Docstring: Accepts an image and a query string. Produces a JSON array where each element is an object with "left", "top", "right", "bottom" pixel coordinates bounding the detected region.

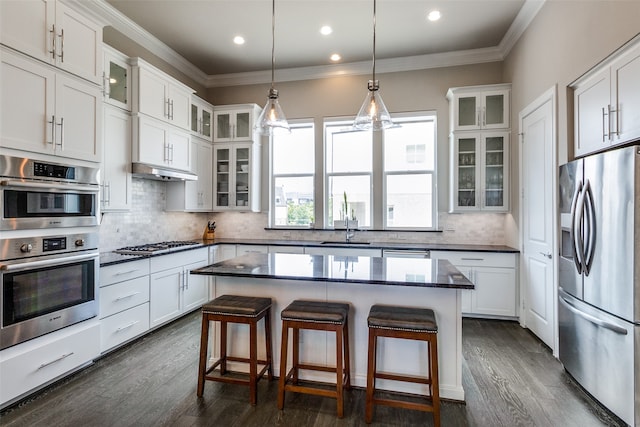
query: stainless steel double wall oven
[{"left": 0, "top": 155, "right": 101, "bottom": 350}]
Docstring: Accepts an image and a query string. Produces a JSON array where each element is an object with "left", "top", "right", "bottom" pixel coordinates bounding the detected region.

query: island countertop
[{"left": 190, "top": 252, "right": 474, "bottom": 289}]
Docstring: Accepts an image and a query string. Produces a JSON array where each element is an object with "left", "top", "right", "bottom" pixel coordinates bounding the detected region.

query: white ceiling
[{"left": 80, "top": 0, "right": 544, "bottom": 87}]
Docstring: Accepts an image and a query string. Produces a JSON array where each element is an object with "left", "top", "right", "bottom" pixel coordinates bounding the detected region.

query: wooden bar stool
[
  {"left": 197, "top": 294, "right": 273, "bottom": 405},
  {"left": 277, "top": 300, "right": 351, "bottom": 418},
  {"left": 365, "top": 304, "right": 440, "bottom": 426}
]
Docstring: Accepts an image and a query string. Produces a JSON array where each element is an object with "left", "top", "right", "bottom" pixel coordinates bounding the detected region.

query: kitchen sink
[{"left": 320, "top": 241, "right": 371, "bottom": 245}]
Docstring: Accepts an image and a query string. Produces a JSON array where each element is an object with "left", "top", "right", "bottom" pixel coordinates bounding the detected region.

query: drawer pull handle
[
  {"left": 115, "top": 292, "right": 141, "bottom": 301},
  {"left": 461, "top": 257, "right": 484, "bottom": 261},
  {"left": 114, "top": 269, "right": 141, "bottom": 276},
  {"left": 116, "top": 321, "right": 140, "bottom": 333},
  {"left": 38, "top": 352, "right": 74, "bottom": 370}
]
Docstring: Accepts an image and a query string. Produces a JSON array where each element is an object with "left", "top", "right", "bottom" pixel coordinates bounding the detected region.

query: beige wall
[
  {"left": 210, "top": 63, "right": 505, "bottom": 219},
  {"left": 502, "top": 0, "right": 640, "bottom": 246}
]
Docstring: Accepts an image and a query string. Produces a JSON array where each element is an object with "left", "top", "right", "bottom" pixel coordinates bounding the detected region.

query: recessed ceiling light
[
  {"left": 320, "top": 25, "right": 333, "bottom": 36},
  {"left": 330, "top": 53, "right": 341, "bottom": 62},
  {"left": 233, "top": 36, "right": 245, "bottom": 45},
  {"left": 427, "top": 10, "right": 441, "bottom": 22}
]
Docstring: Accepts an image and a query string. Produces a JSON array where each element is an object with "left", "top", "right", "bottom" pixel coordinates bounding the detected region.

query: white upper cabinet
[
  {"left": 213, "top": 104, "right": 260, "bottom": 142},
  {"left": 450, "top": 131, "right": 509, "bottom": 212},
  {"left": 1, "top": 47, "right": 101, "bottom": 162},
  {"left": 573, "top": 36, "right": 640, "bottom": 157},
  {"left": 132, "top": 114, "right": 191, "bottom": 172},
  {"left": 191, "top": 95, "right": 213, "bottom": 141},
  {"left": 447, "top": 84, "right": 510, "bottom": 132},
  {"left": 166, "top": 136, "right": 213, "bottom": 212},
  {"left": 131, "top": 58, "right": 193, "bottom": 131},
  {"left": 213, "top": 142, "right": 261, "bottom": 212},
  {"left": 103, "top": 45, "right": 131, "bottom": 111},
  {"left": 0, "top": 0, "right": 102, "bottom": 85}
]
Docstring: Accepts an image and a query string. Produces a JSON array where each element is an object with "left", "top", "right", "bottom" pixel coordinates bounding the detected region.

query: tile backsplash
[{"left": 99, "top": 178, "right": 509, "bottom": 252}]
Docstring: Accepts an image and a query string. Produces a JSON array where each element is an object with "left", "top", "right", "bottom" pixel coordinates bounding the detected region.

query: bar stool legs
[
  {"left": 277, "top": 300, "right": 351, "bottom": 418},
  {"left": 197, "top": 295, "right": 273, "bottom": 405},
  {"left": 365, "top": 304, "right": 440, "bottom": 426}
]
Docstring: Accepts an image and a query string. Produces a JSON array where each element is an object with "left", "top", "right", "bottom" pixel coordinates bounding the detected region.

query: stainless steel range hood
[{"left": 131, "top": 162, "right": 197, "bottom": 181}]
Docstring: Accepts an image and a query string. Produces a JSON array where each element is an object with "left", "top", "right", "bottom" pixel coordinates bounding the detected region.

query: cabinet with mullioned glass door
[
  {"left": 447, "top": 84, "right": 510, "bottom": 132},
  {"left": 190, "top": 95, "right": 213, "bottom": 141},
  {"left": 450, "top": 131, "right": 509, "bottom": 212},
  {"left": 213, "top": 142, "right": 261, "bottom": 212},
  {"left": 213, "top": 104, "right": 260, "bottom": 142}
]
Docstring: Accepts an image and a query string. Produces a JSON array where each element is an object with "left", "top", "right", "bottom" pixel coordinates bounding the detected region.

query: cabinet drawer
[
  {"left": 100, "top": 275, "right": 150, "bottom": 318},
  {"left": 101, "top": 259, "right": 150, "bottom": 286},
  {"left": 434, "top": 251, "right": 515, "bottom": 268},
  {"left": 150, "top": 247, "right": 208, "bottom": 272},
  {"left": 100, "top": 303, "right": 150, "bottom": 353},
  {"left": 0, "top": 321, "right": 99, "bottom": 405}
]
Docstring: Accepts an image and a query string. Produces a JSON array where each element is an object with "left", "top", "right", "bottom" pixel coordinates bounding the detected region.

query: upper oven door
[{"left": 0, "top": 179, "right": 100, "bottom": 230}]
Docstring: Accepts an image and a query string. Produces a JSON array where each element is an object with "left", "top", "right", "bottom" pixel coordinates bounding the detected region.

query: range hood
[{"left": 131, "top": 162, "right": 197, "bottom": 181}]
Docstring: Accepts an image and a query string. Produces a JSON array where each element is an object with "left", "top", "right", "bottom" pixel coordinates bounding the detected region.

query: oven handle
[
  {"left": 1, "top": 252, "right": 98, "bottom": 271},
  {"left": 0, "top": 179, "right": 99, "bottom": 194}
]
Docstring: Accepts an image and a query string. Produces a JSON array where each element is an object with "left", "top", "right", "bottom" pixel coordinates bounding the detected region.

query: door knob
[{"left": 539, "top": 252, "right": 552, "bottom": 259}]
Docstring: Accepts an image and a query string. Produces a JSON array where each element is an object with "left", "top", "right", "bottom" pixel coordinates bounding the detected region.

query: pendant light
[
  {"left": 353, "top": 0, "right": 393, "bottom": 131},
  {"left": 255, "top": 0, "right": 290, "bottom": 135}
]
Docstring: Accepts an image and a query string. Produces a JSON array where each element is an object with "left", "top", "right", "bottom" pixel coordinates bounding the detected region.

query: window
[
  {"left": 325, "top": 122, "right": 372, "bottom": 227},
  {"left": 383, "top": 117, "right": 436, "bottom": 229},
  {"left": 270, "top": 121, "right": 315, "bottom": 227},
  {"left": 324, "top": 113, "right": 437, "bottom": 230}
]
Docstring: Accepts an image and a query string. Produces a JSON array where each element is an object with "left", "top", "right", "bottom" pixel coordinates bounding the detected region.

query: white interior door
[{"left": 519, "top": 87, "right": 557, "bottom": 353}]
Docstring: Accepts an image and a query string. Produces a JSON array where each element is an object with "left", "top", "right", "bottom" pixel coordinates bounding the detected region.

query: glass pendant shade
[
  {"left": 256, "top": 88, "right": 290, "bottom": 135},
  {"left": 353, "top": 80, "right": 393, "bottom": 131}
]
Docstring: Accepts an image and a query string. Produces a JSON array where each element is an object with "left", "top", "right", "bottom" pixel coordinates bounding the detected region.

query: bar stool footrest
[
  {"left": 375, "top": 371, "right": 431, "bottom": 385},
  {"left": 372, "top": 396, "right": 436, "bottom": 413}
]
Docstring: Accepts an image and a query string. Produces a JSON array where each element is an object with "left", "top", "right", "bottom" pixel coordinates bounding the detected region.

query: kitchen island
[{"left": 191, "top": 252, "right": 474, "bottom": 401}]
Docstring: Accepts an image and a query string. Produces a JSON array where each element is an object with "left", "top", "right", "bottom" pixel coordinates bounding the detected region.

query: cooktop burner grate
[{"left": 115, "top": 241, "right": 202, "bottom": 255}]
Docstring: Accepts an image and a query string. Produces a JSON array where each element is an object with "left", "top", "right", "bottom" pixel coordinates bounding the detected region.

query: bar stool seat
[
  {"left": 197, "top": 295, "right": 273, "bottom": 405},
  {"left": 277, "top": 300, "right": 351, "bottom": 418},
  {"left": 365, "top": 304, "right": 440, "bottom": 426}
]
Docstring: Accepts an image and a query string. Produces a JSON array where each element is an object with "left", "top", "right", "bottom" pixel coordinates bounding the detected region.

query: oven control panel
[
  {"left": 0, "top": 232, "right": 98, "bottom": 260},
  {"left": 33, "top": 161, "right": 75, "bottom": 180}
]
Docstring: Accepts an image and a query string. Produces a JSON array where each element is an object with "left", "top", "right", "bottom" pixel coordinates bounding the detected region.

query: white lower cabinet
[
  {"left": 99, "top": 259, "right": 150, "bottom": 353},
  {"left": 304, "top": 246, "right": 382, "bottom": 257},
  {"left": 149, "top": 248, "right": 209, "bottom": 328},
  {"left": 0, "top": 321, "right": 100, "bottom": 407},
  {"left": 431, "top": 251, "right": 518, "bottom": 318},
  {"left": 212, "top": 244, "right": 237, "bottom": 262},
  {"left": 236, "top": 244, "right": 269, "bottom": 256},
  {"left": 268, "top": 245, "right": 305, "bottom": 254}
]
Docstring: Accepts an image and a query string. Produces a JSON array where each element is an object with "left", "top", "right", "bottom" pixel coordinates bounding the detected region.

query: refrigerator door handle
[
  {"left": 570, "top": 181, "right": 584, "bottom": 273},
  {"left": 583, "top": 180, "right": 597, "bottom": 276},
  {"left": 559, "top": 296, "right": 628, "bottom": 335}
]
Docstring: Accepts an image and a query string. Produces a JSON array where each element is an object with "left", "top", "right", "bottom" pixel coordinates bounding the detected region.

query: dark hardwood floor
[{"left": 1, "top": 312, "right": 626, "bottom": 427}]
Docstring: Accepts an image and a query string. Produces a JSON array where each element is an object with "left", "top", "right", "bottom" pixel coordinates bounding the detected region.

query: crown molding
[
  {"left": 84, "top": 0, "right": 543, "bottom": 89},
  {"left": 499, "top": 0, "right": 545, "bottom": 56}
]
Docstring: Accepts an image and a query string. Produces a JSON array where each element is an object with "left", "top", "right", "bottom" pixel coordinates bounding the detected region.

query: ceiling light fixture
[
  {"left": 255, "top": 0, "right": 290, "bottom": 135},
  {"left": 330, "top": 53, "right": 341, "bottom": 62},
  {"left": 320, "top": 25, "right": 333, "bottom": 35},
  {"left": 233, "top": 35, "right": 245, "bottom": 45},
  {"left": 427, "top": 10, "right": 441, "bottom": 22},
  {"left": 353, "top": 0, "right": 393, "bottom": 131}
]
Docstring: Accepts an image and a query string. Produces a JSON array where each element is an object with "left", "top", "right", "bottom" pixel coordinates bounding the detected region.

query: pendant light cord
[
  {"left": 372, "top": 0, "right": 376, "bottom": 83},
  {"left": 271, "top": 0, "right": 275, "bottom": 91}
]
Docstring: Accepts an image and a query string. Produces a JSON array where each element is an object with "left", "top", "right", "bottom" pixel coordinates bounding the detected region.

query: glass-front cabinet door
[
  {"left": 214, "top": 146, "right": 231, "bottom": 208},
  {"left": 448, "top": 85, "right": 510, "bottom": 131},
  {"left": 452, "top": 134, "right": 479, "bottom": 210},
  {"left": 213, "top": 106, "right": 258, "bottom": 142},
  {"left": 450, "top": 131, "right": 509, "bottom": 212},
  {"left": 213, "top": 143, "right": 259, "bottom": 211},
  {"left": 191, "top": 97, "right": 213, "bottom": 141},
  {"left": 481, "top": 132, "right": 509, "bottom": 211},
  {"left": 103, "top": 46, "right": 131, "bottom": 111}
]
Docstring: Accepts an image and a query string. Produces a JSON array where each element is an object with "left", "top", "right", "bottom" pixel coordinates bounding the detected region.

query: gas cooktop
[{"left": 114, "top": 241, "right": 203, "bottom": 255}]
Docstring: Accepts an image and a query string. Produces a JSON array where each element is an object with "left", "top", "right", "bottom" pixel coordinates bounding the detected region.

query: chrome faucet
[{"left": 345, "top": 218, "right": 355, "bottom": 243}]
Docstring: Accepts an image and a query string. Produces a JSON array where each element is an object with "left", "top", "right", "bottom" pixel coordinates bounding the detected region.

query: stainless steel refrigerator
[{"left": 558, "top": 144, "right": 639, "bottom": 426}]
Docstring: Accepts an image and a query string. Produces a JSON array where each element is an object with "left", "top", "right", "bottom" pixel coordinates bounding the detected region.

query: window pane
[
  {"left": 386, "top": 174, "right": 433, "bottom": 228},
  {"left": 328, "top": 175, "right": 370, "bottom": 227},
  {"left": 274, "top": 176, "right": 314, "bottom": 226},
  {"left": 384, "top": 121, "right": 435, "bottom": 171},
  {"left": 326, "top": 126, "right": 372, "bottom": 173},
  {"left": 273, "top": 126, "right": 314, "bottom": 174}
]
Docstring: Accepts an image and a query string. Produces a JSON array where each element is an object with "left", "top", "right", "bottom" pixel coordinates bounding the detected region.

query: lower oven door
[{"left": 0, "top": 251, "right": 98, "bottom": 350}]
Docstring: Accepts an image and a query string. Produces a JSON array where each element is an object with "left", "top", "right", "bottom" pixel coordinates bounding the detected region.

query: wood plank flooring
[{"left": 0, "top": 312, "right": 626, "bottom": 427}]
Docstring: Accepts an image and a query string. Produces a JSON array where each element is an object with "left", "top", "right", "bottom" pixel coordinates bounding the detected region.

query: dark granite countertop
[{"left": 190, "top": 252, "right": 474, "bottom": 290}]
